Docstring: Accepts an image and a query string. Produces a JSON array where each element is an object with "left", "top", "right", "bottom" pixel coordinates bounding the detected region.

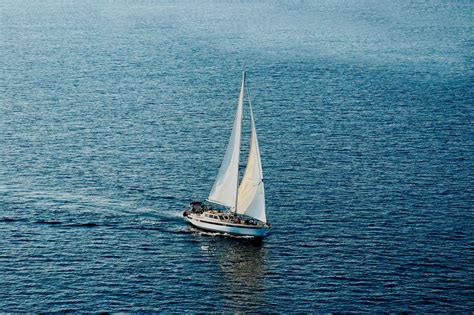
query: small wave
[
  {"left": 35, "top": 220, "right": 62, "bottom": 225},
  {"left": 146, "top": 195, "right": 178, "bottom": 201},
  {"left": 1, "top": 217, "right": 26, "bottom": 222},
  {"left": 170, "top": 227, "right": 193, "bottom": 235},
  {"left": 66, "top": 222, "right": 99, "bottom": 228},
  {"left": 137, "top": 226, "right": 165, "bottom": 231}
]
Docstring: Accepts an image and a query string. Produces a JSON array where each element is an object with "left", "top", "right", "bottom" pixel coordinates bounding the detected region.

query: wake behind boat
[{"left": 183, "top": 71, "right": 271, "bottom": 238}]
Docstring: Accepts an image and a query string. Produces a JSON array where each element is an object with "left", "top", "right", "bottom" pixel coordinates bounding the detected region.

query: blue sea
[{"left": 1, "top": 0, "right": 473, "bottom": 312}]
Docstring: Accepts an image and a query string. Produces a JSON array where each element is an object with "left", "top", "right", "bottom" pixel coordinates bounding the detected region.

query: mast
[{"left": 233, "top": 70, "right": 246, "bottom": 213}]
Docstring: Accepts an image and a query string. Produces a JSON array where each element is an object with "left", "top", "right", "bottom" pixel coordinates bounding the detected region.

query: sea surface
[{"left": 1, "top": 0, "right": 473, "bottom": 312}]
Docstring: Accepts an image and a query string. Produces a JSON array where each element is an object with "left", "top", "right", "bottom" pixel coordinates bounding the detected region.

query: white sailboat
[{"left": 183, "top": 71, "right": 270, "bottom": 238}]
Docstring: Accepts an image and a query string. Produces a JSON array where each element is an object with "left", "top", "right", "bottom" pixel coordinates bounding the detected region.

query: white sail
[
  {"left": 236, "top": 96, "right": 266, "bottom": 223},
  {"left": 208, "top": 74, "right": 245, "bottom": 208}
]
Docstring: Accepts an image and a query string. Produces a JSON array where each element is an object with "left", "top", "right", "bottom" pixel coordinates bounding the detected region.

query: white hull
[{"left": 186, "top": 215, "right": 270, "bottom": 238}]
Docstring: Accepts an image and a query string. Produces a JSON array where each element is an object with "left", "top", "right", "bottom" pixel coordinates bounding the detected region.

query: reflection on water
[{"left": 201, "top": 236, "right": 268, "bottom": 312}]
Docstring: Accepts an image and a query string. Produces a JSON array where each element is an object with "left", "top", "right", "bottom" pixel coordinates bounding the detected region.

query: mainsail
[
  {"left": 236, "top": 95, "right": 266, "bottom": 223},
  {"left": 207, "top": 73, "right": 245, "bottom": 208}
]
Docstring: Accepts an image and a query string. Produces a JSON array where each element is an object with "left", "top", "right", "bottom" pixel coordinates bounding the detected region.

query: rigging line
[
  {"left": 244, "top": 73, "right": 264, "bottom": 182},
  {"left": 245, "top": 73, "right": 256, "bottom": 133},
  {"left": 244, "top": 73, "right": 252, "bottom": 113}
]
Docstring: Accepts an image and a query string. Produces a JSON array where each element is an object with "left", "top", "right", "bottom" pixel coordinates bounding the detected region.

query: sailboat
[{"left": 183, "top": 71, "right": 270, "bottom": 238}]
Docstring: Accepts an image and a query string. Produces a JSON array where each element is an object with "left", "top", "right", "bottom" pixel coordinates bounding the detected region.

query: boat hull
[{"left": 186, "top": 216, "right": 270, "bottom": 238}]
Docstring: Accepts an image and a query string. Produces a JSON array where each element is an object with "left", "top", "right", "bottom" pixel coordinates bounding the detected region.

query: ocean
[{"left": 1, "top": 0, "right": 473, "bottom": 312}]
